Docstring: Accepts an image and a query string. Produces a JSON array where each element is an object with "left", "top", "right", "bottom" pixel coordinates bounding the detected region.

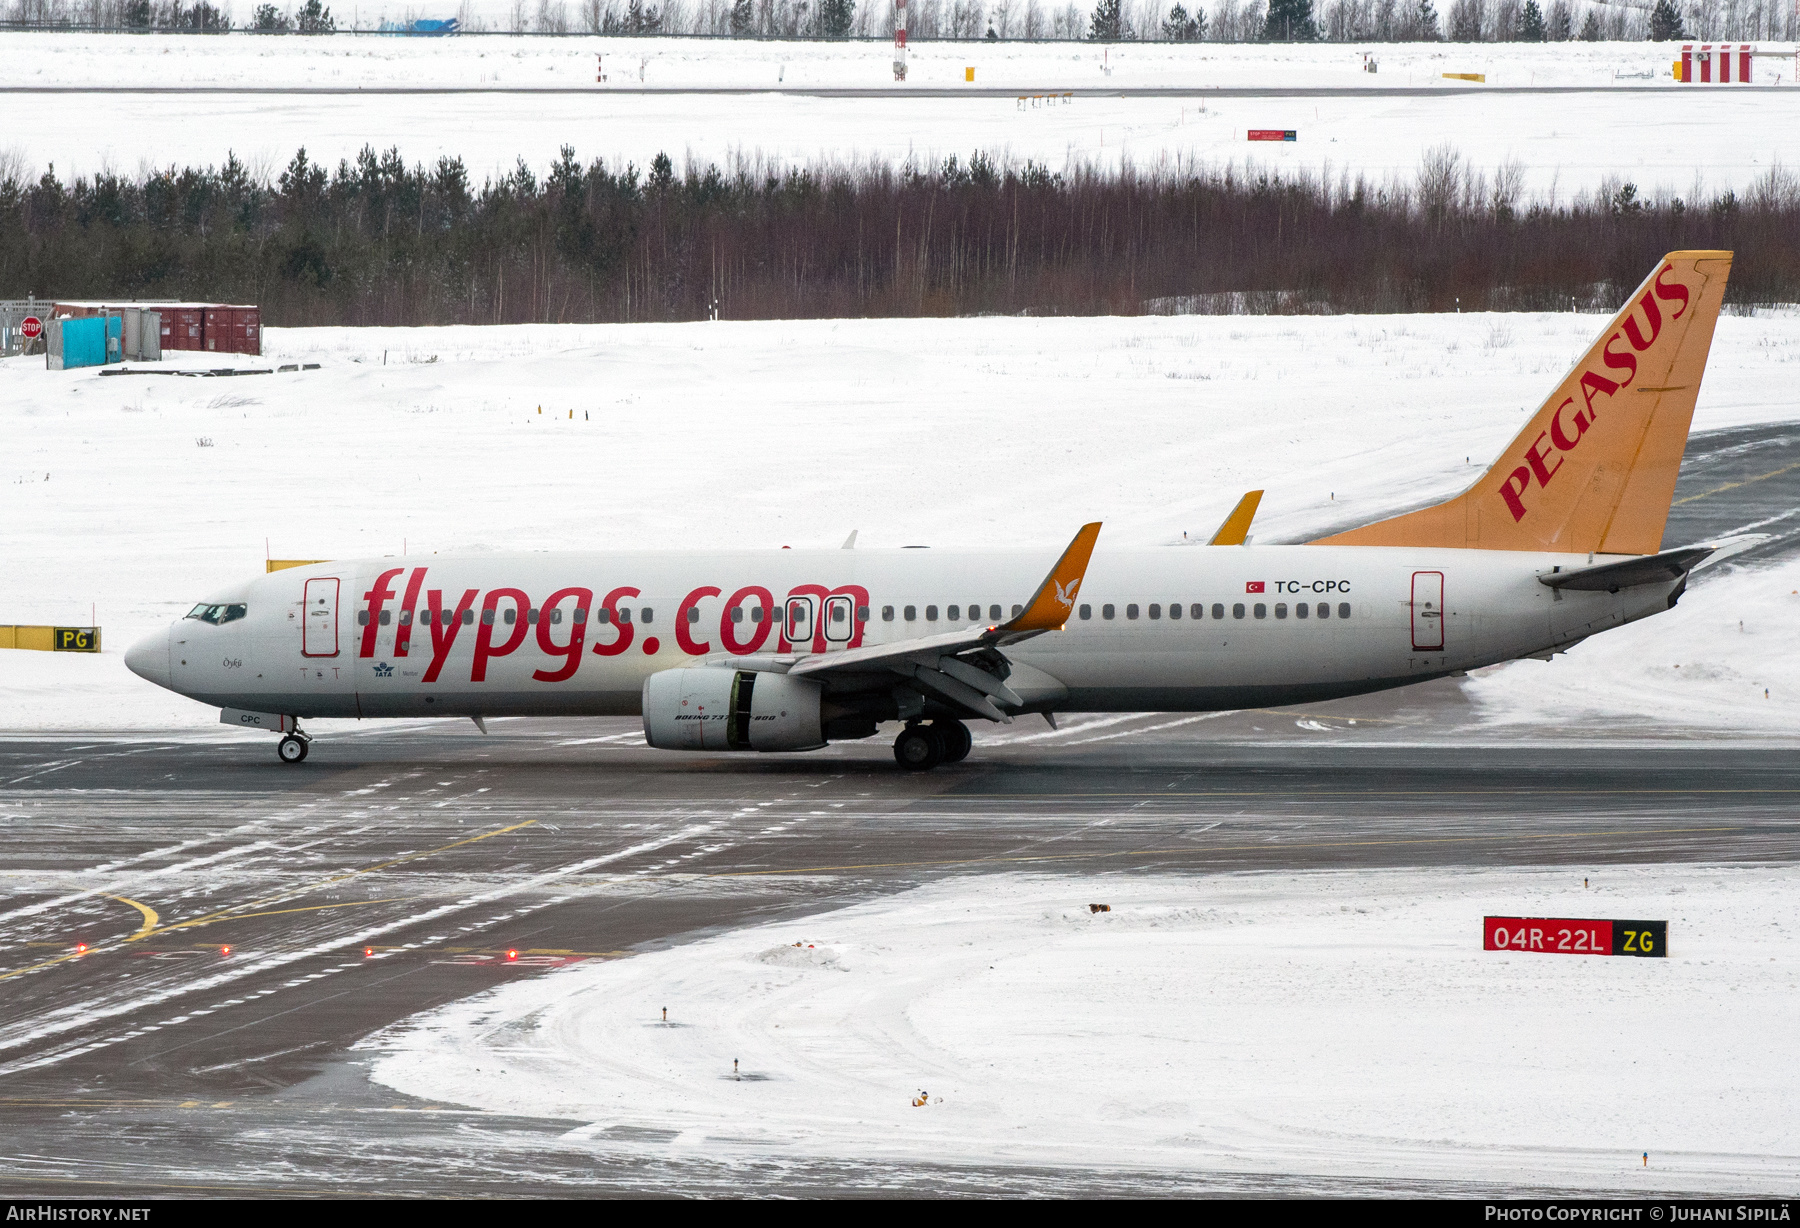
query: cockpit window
[{"left": 185, "top": 603, "right": 247, "bottom": 625}]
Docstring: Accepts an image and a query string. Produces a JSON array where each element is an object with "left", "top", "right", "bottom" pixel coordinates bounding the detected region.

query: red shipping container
[
  {"left": 149, "top": 306, "right": 205, "bottom": 351},
  {"left": 203, "top": 305, "right": 262, "bottom": 356}
]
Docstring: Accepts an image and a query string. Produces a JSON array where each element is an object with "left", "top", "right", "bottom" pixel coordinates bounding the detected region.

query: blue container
[{"left": 60, "top": 317, "right": 107, "bottom": 369}]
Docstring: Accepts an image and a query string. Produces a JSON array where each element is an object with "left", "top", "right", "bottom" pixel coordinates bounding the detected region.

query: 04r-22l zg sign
[{"left": 1483, "top": 916, "right": 1667, "bottom": 957}]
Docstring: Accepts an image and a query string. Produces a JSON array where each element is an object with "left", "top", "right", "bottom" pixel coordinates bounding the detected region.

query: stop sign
[{"left": 20, "top": 316, "right": 42, "bottom": 340}]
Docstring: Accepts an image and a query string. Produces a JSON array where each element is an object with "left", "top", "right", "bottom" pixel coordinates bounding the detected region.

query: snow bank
[
  {"left": 2, "top": 34, "right": 1794, "bottom": 195},
  {"left": 1468, "top": 555, "right": 1800, "bottom": 733},
  {"left": 364, "top": 865, "right": 1800, "bottom": 1191},
  {"left": 4, "top": 311, "right": 1797, "bottom": 732}
]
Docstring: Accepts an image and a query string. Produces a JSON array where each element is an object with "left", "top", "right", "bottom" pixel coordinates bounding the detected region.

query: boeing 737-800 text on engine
[{"left": 126, "top": 251, "right": 1738, "bottom": 769}]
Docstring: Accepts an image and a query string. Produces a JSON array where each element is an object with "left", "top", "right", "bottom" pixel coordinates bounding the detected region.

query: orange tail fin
[{"left": 1312, "top": 250, "right": 1733, "bottom": 555}]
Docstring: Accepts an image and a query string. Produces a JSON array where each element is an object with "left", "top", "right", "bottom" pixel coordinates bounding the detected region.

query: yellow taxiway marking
[
  {"left": 140, "top": 820, "right": 537, "bottom": 941},
  {"left": 1671, "top": 458, "right": 1800, "bottom": 507},
  {"left": 709, "top": 824, "right": 1740, "bottom": 879},
  {"left": 104, "top": 894, "right": 160, "bottom": 943},
  {"left": 0, "top": 819, "right": 536, "bottom": 983}
]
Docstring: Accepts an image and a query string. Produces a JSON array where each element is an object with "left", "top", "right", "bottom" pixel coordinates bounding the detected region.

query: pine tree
[
  {"left": 1262, "top": 0, "right": 1316, "bottom": 40},
  {"left": 729, "top": 0, "right": 753, "bottom": 33},
  {"left": 1089, "top": 0, "right": 1123, "bottom": 39},
  {"left": 295, "top": 0, "right": 333, "bottom": 32},
  {"left": 1161, "top": 1, "right": 1203, "bottom": 38},
  {"left": 1517, "top": 0, "right": 1545, "bottom": 39},
  {"left": 1415, "top": 0, "right": 1440, "bottom": 38},
  {"left": 253, "top": 3, "right": 287, "bottom": 29},
  {"left": 1578, "top": 8, "right": 1600, "bottom": 38},
  {"left": 1649, "top": 0, "right": 1684, "bottom": 39},
  {"left": 819, "top": 0, "right": 853, "bottom": 35},
  {"left": 1548, "top": 1, "right": 1570, "bottom": 38}
]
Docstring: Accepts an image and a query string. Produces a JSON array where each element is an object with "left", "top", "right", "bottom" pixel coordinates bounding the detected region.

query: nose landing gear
[
  {"left": 277, "top": 729, "right": 311, "bottom": 764},
  {"left": 892, "top": 719, "right": 972, "bottom": 771}
]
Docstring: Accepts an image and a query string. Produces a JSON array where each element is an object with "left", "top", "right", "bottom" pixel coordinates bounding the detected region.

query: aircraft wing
[{"left": 780, "top": 522, "right": 1102, "bottom": 722}]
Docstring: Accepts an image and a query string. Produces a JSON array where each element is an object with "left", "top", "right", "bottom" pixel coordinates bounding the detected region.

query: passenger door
[
  {"left": 303, "top": 577, "right": 340, "bottom": 657},
  {"left": 1410, "top": 571, "right": 1444, "bottom": 652}
]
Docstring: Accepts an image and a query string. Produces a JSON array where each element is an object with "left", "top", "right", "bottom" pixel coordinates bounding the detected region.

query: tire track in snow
[{"left": 0, "top": 824, "right": 720, "bottom": 1077}]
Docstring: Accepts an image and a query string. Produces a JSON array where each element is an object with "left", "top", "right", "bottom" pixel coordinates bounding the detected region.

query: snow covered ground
[
  {"left": 3, "top": 309, "right": 1798, "bottom": 737},
  {"left": 364, "top": 864, "right": 1800, "bottom": 1191},
  {"left": 4, "top": 34, "right": 1797, "bottom": 195}
]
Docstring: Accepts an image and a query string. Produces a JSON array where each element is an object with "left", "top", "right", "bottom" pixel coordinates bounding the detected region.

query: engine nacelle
[{"left": 642, "top": 668, "right": 826, "bottom": 752}]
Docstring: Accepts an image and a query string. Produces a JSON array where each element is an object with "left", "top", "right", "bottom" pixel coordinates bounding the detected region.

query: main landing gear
[
  {"left": 277, "top": 728, "right": 311, "bottom": 764},
  {"left": 893, "top": 719, "right": 972, "bottom": 771}
]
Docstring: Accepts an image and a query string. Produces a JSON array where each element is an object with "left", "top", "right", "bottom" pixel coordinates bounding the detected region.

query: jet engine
[{"left": 642, "top": 668, "right": 826, "bottom": 752}]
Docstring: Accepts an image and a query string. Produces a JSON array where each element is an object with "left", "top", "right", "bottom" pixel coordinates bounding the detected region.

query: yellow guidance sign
[{"left": 0, "top": 626, "right": 102, "bottom": 652}]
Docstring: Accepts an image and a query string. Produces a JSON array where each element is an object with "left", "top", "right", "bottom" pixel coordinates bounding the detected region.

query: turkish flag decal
[{"left": 1245, "top": 581, "right": 1265, "bottom": 593}]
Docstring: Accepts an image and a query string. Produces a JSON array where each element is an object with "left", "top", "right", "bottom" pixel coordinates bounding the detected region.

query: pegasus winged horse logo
[{"left": 1054, "top": 576, "right": 1081, "bottom": 610}]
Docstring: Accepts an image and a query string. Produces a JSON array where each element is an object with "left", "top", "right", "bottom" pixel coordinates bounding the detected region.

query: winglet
[
  {"left": 1207, "top": 491, "right": 1263, "bottom": 546},
  {"left": 1001, "top": 522, "right": 1102, "bottom": 634}
]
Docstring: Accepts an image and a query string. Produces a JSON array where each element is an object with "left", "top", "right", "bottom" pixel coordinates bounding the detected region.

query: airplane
[{"left": 126, "top": 250, "right": 1737, "bottom": 770}]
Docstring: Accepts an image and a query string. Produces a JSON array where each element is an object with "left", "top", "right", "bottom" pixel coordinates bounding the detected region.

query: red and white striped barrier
[{"left": 1680, "top": 44, "right": 1754, "bottom": 84}]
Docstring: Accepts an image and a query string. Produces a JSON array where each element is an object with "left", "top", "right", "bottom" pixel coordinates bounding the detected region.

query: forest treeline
[{"left": 2, "top": 144, "right": 1796, "bottom": 325}]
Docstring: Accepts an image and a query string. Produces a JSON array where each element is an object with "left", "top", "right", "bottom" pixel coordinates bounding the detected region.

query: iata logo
[
  {"left": 373, "top": 662, "right": 393, "bottom": 677},
  {"left": 1497, "top": 264, "right": 1691, "bottom": 522}
]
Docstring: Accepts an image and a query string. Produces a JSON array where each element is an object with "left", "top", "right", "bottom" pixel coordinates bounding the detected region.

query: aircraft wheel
[
  {"left": 934, "top": 720, "right": 972, "bottom": 764},
  {"left": 278, "top": 735, "right": 309, "bottom": 764},
  {"left": 893, "top": 724, "right": 944, "bottom": 771}
]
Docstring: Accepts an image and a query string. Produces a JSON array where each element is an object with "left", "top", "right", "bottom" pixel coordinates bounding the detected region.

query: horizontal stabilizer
[{"left": 1539, "top": 546, "right": 1714, "bottom": 592}]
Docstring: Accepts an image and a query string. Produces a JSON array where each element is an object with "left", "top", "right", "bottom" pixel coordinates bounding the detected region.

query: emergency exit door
[
  {"left": 303, "top": 577, "right": 340, "bottom": 657},
  {"left": 1410, "top": 571, "right": 1444, "bottom": 652},
  {"left": 785, "top": 596, "right": 815, "bottom": 651}
]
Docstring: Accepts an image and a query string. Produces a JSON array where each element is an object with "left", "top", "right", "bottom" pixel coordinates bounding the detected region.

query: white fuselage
[{"left": 129, "top": 545, "right": 1676, "bottom": 725}]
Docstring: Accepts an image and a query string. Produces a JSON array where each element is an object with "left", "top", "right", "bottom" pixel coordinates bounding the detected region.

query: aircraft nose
[{"left": 124, "top": 627, "right": 172, "bottom": 690}]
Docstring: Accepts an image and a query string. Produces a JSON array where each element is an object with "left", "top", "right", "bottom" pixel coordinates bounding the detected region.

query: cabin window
[
  {"left": 948, "top": 605, "right": 960, "bottom": 622},
  {"left": 989, "top": 604, "right": 1002, "bottom": 621},
  {"left": 503, "top": 609, "right": 516, "bottom": 625},
  {"left": 1339, "top": 602, "right": 1352, "bottom": 619},
  {"left": 1168, "top": 603, "right": 1181, "bottom": 620},
  {"left": 1103, "top": 604, "right": 1116, "bottom": 620},
  {"left": 926, "top": 605, "right": 939, "bottom": 621},
  {"left": 640, "top": 608, "right": 654, "bottom": 624},
  {"left": 1233, "top": 603, "right": 1245, "bottom": 619},
  {"left": 356, "top": 610, "right": 369, "bottom": 626},
  {"left": 881, "top": 605, "right": 894, "bottom": 622},
  {"left": 1274, "top": 603, "right": 1288, "bottom": 619},
  {"left": 1012, "top": 604, "right": 1023, "bottom": 617},
  {"left": 380, "top": 610, "right": 392, "bottom": 626},
  {"left": 687, "top": 607, "right": 700, "bottom": 623},
  {"left": 597, "top": 608, "right": 612, "bottom": 624},
  {"left": 1212, "top": 604, "right": 1225, "bottom": 620},
  {"left": 1079, "top": 604, "right": 1092, "bottom": 620},
  {"left": 830, "top": 604, "right": 847, "bottom": 624},
  {"left": 750, "top": 606, "right": 764, "bottom": 623},
  {"left": 1126, "top": 604, "right": 1139, "bottom": 620},
  {"left": 1316, "top": 603, "right": 1329, "bottom": 619},
  {"left": 1296, "top": 602, "right": 1309, "bottom": 620},
  {"left": 730, "top": 607, "right": 744, "bottom": 623},
  {"left": 482, "top": 609, "right": 496, "bottom": 626},
  {"left": 529, "top": 608, "right": 540, "bottom": 625},
  {"left": 574, "top": 608, "right": 587, "bottom": 623},
  {"left": 462, "top": 609, "right": 475, "bottom": 625},
  {"left": 904, "top": 605, "right": 917, "bottom": 621},
  {"left": 399, "top": 610, "right": 412, "bottom": 625},
  {"left": 1148, "top": 603, "right": 1162, "bottom": 620},
  {"left": 1253, "top": 603, "right": 1267, "bottom": 619},
  {"left": 617, "top": 608, "right": 631, "bottom": 624}
]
